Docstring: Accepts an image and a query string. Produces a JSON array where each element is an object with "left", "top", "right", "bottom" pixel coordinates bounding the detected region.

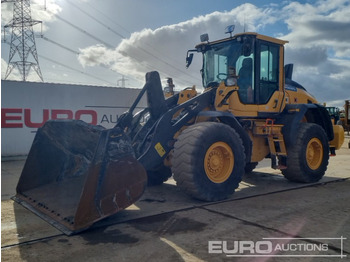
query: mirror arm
[{"left": 186, "top": 49, "right": 197, "bottom": 68}]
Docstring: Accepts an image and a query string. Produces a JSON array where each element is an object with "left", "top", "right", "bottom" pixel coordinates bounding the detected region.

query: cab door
[
  {"left": 227, "top": 37, "right": 286, "bottom": 117},
  {"left": 257, "top": 41, "right": 285, "bottom": 114}
]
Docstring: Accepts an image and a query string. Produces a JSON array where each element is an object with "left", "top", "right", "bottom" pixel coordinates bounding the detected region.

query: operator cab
[{"left": 187, "top": 30, "right": 288, "bottom": 116}]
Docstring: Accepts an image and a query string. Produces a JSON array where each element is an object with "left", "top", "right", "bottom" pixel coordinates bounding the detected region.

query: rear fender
[{"left": 279, "top": 104, "right": 334, "bottom": 147}]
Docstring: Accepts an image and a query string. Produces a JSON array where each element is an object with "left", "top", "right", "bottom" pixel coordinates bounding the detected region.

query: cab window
[
  {"left": 259, "top": 44, "right": 279, "bottom": 104},
  {"left": 214, "top": 54, "right": 228, "bottom": 80},
  {"left": 236, "top": 54, "right": 254, "bottom": 104}
]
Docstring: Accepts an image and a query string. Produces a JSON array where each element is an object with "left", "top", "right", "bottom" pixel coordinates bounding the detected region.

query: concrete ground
[{"left": 1, "top": 136, "right": 350, "bottom": 261}]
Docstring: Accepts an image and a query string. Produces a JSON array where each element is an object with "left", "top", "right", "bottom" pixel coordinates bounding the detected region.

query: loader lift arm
[{"left": 118, "top": 71, "right": 216, "bottom": 171}]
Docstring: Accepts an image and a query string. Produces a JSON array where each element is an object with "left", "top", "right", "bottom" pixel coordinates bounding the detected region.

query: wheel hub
[
  {"left": 306, "top": 138, "right": 323, "bottom": 170},
  {"left": 204, "top": 142, "right": 234, "bottom": 183}
]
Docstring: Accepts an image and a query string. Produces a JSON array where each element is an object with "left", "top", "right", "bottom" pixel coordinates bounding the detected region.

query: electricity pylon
[{"left": 2, "top": 0, "right": 43, "bottom": 81}]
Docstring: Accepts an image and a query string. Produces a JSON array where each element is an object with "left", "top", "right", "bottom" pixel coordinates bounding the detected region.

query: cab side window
[
  {"left": 259, "top": 44, "right": 279, "bottom": 104},
  {"left": 237, "top": 55, "right": 254, "bottom": 104}
]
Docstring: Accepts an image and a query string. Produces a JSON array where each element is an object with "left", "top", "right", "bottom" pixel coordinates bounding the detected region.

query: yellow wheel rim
[
  {"left": 306, "top": 138, "right": 323, "bottom": 170},
  {"left": 204, "top": 142, "right": 234, "bottom": 183}
]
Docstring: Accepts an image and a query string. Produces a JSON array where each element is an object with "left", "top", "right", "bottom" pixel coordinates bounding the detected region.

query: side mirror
[
  {"left": 186, "top": 52, "right": 194, "bottom": 68},
  {"left": 284, "top": 64, "right": 294, "bottom": 80}
]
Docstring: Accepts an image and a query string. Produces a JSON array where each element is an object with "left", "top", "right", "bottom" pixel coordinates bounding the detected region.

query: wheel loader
[{"left": 14, "top": 30, "right": 345, "bottom": 234}]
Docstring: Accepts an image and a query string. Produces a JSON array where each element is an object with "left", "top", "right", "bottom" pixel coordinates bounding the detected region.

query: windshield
[{"left": 202, "top": 39, "right": 253, "bottom": 88}]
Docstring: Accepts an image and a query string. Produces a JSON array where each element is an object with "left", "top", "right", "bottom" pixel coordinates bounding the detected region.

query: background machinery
[
  {"left": 14, "top": 29, "right": 344, "bottom": 234},
  {"left": 326, "top": 106, "right": 341, "bottom": 125},
  {"left": 343, "top": 100, "right": 350, "bottom": 135}
]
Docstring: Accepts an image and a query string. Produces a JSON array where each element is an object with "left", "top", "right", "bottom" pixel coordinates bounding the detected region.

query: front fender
[{"left": 197, "top": 111, "right": 252, "bottom": 164}]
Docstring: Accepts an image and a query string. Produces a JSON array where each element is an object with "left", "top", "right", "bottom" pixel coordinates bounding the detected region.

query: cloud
[
  {"left": 1, "top": 58, "right": 43, "bottom": 82},
  {"left": 78, "top": 44, "right": 116, "bottom": 67},
  {"left": 1, "top": 0, "right": 62, "bottom": 82},
  {"left": 280, "top": 0, "right": 350, "bottom": 107},
  {"left": 282, "top": 0, "right": 350, "bottom": 57},
  {"left": 32, "top": 0, "right": 62, "bottom": 30},
  {"left": 285, "top": 46, "right": 328, "bottom": 67},
  {"left": 77, "top": 1, "right": 349, "bottom": 107},
  {"left": 1, "top": 0, "right": 62, "bottom": 33},
  {"left": 292, "top": 59, "right": 350, "bottom": 106},
  {"left": 1, "top": 58, "right": 19, "bottom": 80},
  {"left": 1, "top": 2, "right": 13, "bottom": 23},
  {"left": 78, "top": 3, "right": 277, "bottom": 87}
]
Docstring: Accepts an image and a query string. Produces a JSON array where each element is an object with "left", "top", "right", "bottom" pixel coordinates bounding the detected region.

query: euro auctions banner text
[{"left": 1, "top": 80, "right": 146, "bottom": 156}]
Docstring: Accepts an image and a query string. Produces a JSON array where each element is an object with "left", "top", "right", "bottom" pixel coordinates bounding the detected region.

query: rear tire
[
  {"left": 282, "top": 123, "right": 329, "bottom": 183},
  {"left": 172, "top": 122, "right": 245, "bottom": 201},
  {"left": 245, "top": 162, "right": 258, "bottom": 173}
]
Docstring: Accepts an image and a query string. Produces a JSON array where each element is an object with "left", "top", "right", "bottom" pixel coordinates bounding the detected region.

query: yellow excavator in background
[{"left": 14, "top": 28, "right": 345, "bottom": 234}]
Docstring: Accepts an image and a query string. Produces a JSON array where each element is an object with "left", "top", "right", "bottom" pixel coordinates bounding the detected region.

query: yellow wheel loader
[{"left": 14, "top": 30, "right": 344, "bottom": 234}]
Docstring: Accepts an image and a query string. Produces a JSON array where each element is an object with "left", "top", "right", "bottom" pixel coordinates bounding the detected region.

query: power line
[
  {"left": 81, "top": 1, "right": 177, "bottom": 62},
  {"left": 38, "top": 2, "right": 201, "bottom": 87},
  {"left": 3, "top": 33, "right": 134, "bottom": 87},
  {"left": 39, "top": 34, "right": 146, "bottom": 85},
  {"left": 65, "top": 0, "right": 125, "bottom": 39},
  {"left": 63, "top": 0, "right": 202, "bottom": 84},
  {"left": 2, "top": 2, "right": 137, "bottom": 86},
  {"left": 84, "top": 1, "right": 130, "bottom": 36},
  {"left": 46, "top": 9, "right": 115, "bottom": 48},
  {"left": 39, "top": 54, "right": 117, "bottom": 86},
  {"left": 39, "top": 18, "right": 191, "bottom": 86},
  {"left": 41, "top": 36, "right": 80, "bottom": 55}
]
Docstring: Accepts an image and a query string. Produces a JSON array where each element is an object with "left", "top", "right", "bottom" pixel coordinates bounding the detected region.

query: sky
[{"left": 1, "top": 0, "right": 350, "bottom": 108}]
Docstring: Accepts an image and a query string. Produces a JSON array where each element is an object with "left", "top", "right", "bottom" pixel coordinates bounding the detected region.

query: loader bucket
[{"left": 13, "top": 120, "right": 147, "bottom": 235}]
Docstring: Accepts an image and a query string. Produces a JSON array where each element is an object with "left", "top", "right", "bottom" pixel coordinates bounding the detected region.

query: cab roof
[{"left": 195, "top": 32, "right": 289, "bottom": 48}]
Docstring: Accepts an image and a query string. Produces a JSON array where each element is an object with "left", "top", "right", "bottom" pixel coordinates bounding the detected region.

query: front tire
[
  {"left": 172, "top": 122, "right": 245, "bottom": 201},
  {"left": 282, "top": 123, "right": 329, "bottom": 183},
  {"left": 147, "top": 165, "right": 172, "bottom": 186}
]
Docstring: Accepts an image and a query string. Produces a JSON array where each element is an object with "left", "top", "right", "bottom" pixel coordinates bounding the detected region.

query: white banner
[{"left": 1, "top": 80, "right": 146, "bottom": 156}]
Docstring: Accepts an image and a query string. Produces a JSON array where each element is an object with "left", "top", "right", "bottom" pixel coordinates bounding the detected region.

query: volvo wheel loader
[{"left": 14, "top": 30, "right": 344, "bottom": 234}]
